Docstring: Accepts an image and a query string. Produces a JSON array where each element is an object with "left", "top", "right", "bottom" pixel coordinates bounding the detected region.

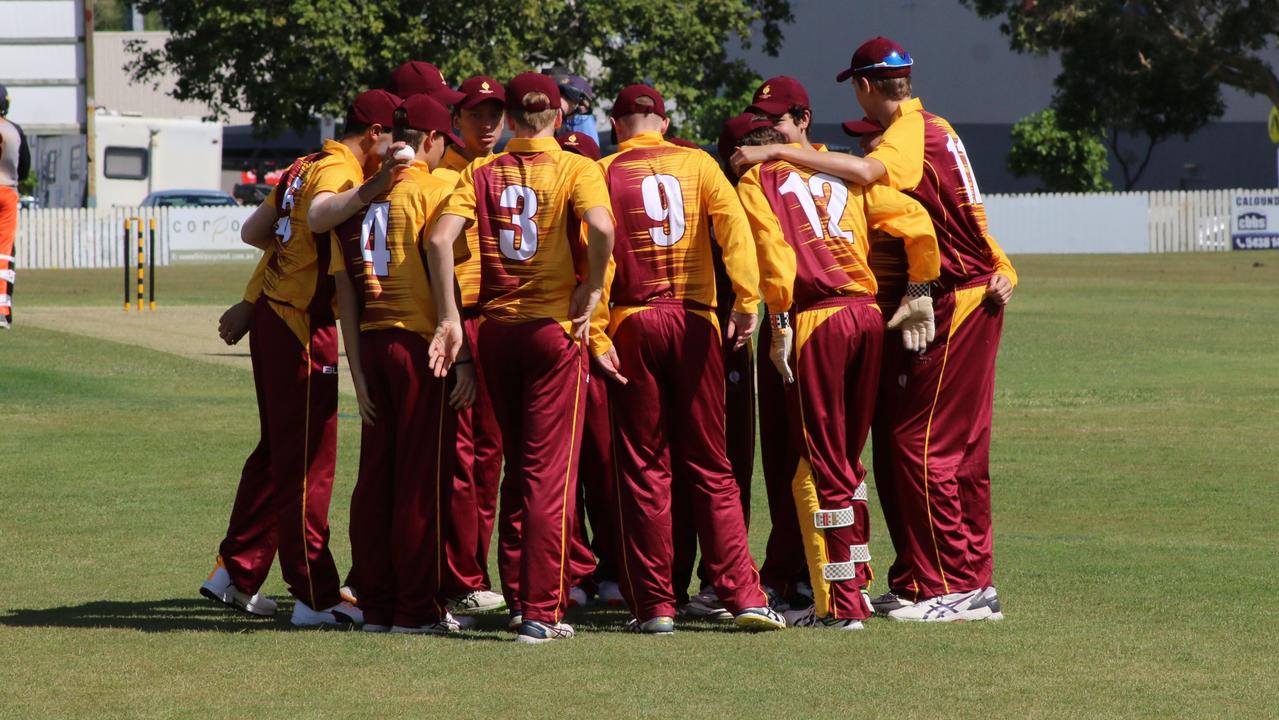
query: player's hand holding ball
[
  {"left": 217, "top": 300, "right": 255, "bottom": 345},
  {"left": 768, "top": 312, "right": 795, "bottom": 383},
  {"left": 366, "top": 142, "right": 414, "bottom": 197}
]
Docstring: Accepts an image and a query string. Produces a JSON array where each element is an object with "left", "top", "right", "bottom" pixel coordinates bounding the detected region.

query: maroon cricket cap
[
  {"left": 836, "top": 37, "right": 913, "bottom": 82},
  {"left": 558, "top": 132, "right": 601, "bottom": 161},
  {"left": 348, "top": 89, "right": 401, "bottom": 128},
  {"left": 457, "top": 75, "right": 506, "bottom": 110},
  {"left": 841, "top": 116, "right": 885, "bottom": 137},
  {"left": 386, "top": 61, "right": 467, "bottom": 105},
  {"left": 667, "top": 137, "right": 700, "bottom": 149},
  {"left": 716, "top": 112, "right": 773, "bottom": 165},
  {"left": 506, "top": 72, "right": 561, "bottom": 113},
  {"left": 610, "top": 84, "right": 667, "bottom": 119},
  {"left": 748, "top": 76, "right": 810, "bottom": 117},
  {"left": 396, "top": 94, "right": 464, "bottom": 148}
]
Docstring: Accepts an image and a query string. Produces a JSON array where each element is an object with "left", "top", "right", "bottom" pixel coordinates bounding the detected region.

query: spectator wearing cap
[
  {"left": 386, "top": 60, "right": 466, "bottom": 107},
  {"left": 201, "top": 88, "right": 410, "bottom": 630},
  {"left": 0, "top": 82, "right": 30, "bottom": 329},
  {"left": 432, "top": 73, "right": 511, "bottom": 618},
  {"left": 544, "top": 67, "right": 599, "bottom": 145},
  {"left": 423, "top": 71, "right": 615, "bottom": 644},
  {"left": 557, "top": 131, "right": 601, "bottom": 161}
]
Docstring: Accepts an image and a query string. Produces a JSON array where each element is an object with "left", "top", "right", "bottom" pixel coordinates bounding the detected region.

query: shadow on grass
[{"left": 0, "top": 598, "right": 290, "bottom": 633}]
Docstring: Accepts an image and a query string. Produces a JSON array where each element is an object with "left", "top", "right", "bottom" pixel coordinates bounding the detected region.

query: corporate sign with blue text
[{"left": 1232, "top": 193, "right": 1279, "bottom": 250}]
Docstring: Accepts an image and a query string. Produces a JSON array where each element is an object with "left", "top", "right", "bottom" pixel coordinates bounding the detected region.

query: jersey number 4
[
  {"left": 778, "top": 171, "right": 854, "bottom": 242},
  {"left": 360, "top": 201, "right": 391, "bottom": 277}
]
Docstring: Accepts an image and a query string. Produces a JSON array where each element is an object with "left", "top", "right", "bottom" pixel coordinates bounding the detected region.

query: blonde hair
[{"left": 510, "top": 92, "right": 559, "bottom": 132}]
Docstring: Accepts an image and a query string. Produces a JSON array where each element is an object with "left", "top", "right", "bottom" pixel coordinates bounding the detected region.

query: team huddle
[{"left": 201, "top": 35, "right": 1017, "bottom": 643}]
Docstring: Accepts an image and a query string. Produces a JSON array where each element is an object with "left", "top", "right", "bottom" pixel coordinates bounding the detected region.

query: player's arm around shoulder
[
  {"left": 864, "top": 184, "right": 940, "bottom": 285},
  {"left": 867, "top": 111, "right": 925, "bottom": 192}
]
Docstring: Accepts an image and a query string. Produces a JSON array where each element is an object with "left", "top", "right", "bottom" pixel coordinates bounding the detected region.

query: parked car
[
  {"left": 140, "top": 189, "right": 239, "bottom": 207},
  {"left": 19, "top": 195, "right": 37, "bottom": 210}
]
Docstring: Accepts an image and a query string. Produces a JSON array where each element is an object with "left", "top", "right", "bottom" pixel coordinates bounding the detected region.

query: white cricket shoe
[
  {"left": 516, "top": 620, "right": 576, "bottom": 644},
  {"left": 567, "top": 585, "right": 590, "bottom": 608},
  {"left": 449, "top": 589, "right": 506, "bottom": 613},
  {"left": 869, "top": 591, "right": 913, "bottom": 616},
  {"left": 200, "top": 556, "right": 276, "bottom": 616},
  {"left": 733, "top": 606, "right": 786, "bottom": 631},
  {"left": 291, "top": 599, "right": 363, "bottom": 627},
  {"left": 889, "top": 586, "right": 1004, "bottom": 623},
  {"left": 597, "top": 580, "right": 625, "bottom": 607},
  {"left": 681, "top": 589, "right": 732, "bottom": 622},
  {"left": 390, "top": 613, "right": 470, "bottom": 635},
  {"left": 507, "top": 612, "right": 523, "bottom": 631},
  {"left": 783, "top": 605, "right": 865, "bottom": 630}
]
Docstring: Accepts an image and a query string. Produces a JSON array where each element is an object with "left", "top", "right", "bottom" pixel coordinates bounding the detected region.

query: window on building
[{"left": 103, "top": 147, "right": 148, "bottom": 180}]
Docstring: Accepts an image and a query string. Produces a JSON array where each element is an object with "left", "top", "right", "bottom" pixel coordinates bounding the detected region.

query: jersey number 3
[{"left": 499, "top": 185, "right": 539, "bottom": 261}]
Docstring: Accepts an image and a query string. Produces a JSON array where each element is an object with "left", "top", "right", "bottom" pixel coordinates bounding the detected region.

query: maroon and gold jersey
[
  {"left": 329, "top": 163, "right": 452, "bottom": 338},
  {"left": 869, "top": 98, "right": 1016, "bottom": 289},
  {"left": 738, "top": 147, "right": 938, "bottom": 313},
  {"left": 442, "top": 135, "right": 611, "bottom": 335},
  {"left": 432, "top": 145, "right": 483, "bottom": 309}
]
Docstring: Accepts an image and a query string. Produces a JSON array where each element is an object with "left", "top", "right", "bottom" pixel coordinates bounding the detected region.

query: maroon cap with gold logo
[
  {"left": 386, "top": 61, "right": 467, "bottom": 106},
  {"left": 458, "top": 76, "right": 506, "bottom": 110},
  {"left": 747, "top": 76, "right": 810, "bottom": 117}
]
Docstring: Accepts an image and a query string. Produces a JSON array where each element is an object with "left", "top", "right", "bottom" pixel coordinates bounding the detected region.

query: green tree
[
  {"left": 963, "top": 0, "right": 1279, "bottom": 189},
  {"left": 127, "top": 1, "right": 792, "bottom": 143},
  {"left": 1008, "top": 109, "right": 1112, "bottom": 192}
]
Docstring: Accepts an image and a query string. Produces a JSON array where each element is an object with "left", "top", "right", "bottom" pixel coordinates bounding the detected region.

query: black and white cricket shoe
[{"left": 888, "top": 586, "right": 1003, "bottom": 622}]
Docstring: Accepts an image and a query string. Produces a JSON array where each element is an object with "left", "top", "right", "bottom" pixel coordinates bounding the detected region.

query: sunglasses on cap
[{"left": 854, "top": 49, "right": 913, "bottom": 74}]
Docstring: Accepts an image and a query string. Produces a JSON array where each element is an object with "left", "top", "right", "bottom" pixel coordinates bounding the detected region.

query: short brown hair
[
  {"left": 509, "top": 92, "right": 559, "bottom": 132},
  {"left": 870, "top": 76, "right": 911, "bottom": 101},
  {"left": 392, "top": 108, "right": 426, "bottom": 151},
  {"left": 741, "top": 126, "right": 787, "bottom": 146}
]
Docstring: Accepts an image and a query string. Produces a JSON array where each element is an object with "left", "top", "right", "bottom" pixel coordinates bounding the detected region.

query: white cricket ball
[{"left": 393, "top": 146, "right": 415, "bottom": 162}]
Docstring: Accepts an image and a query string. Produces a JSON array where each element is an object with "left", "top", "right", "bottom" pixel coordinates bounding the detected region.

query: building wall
[
  {"left": 0, "top": 0, "right": 85, "bottom": 135},
  {"left": 93, "top": 31, "right": 253, "bottom": 124}
]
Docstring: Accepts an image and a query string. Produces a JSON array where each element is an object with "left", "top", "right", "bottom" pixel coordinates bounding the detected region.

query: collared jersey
[
  {"left": 249, "top": 140, "right": 364, "bottom": 342},
  {"left": 596, "top": 131, "right": 760, "bottom": 339},
  {"left": 432, "top": 146, "right": 483, "bottom": 309},
  {"left": 442, "top": 135, "right": 611, "bottom": 333},
  {"left": 738, "top": 146, "right": 939, "bottom": 313},
  {"left": 869, "top": 98, "right": 1016, "bottom": 289},
  {"left": 329, "top": 162, "right": 452, "bottom": 338}
]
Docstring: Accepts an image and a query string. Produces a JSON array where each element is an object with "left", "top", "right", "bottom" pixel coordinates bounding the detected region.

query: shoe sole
[
  {"left": 199, "top": 585, "right": 273, "bottom": 617},
  {"left": 734, "top": 614, "right": 785, "bottom": 631},
  {"left": 514, "top": 634, "right": 574, "bottom": 644},
  {"left": 890, "top": 609, "right": 1004, "bottom": 623}
]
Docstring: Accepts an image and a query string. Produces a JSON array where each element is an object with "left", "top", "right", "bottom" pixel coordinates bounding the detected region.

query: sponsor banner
[
  {"left": 167, "top": 206, "right": 260, "bottom": 261},
  {"left": 1231, "top": 192, "right": 1279, "bottom": 250}
]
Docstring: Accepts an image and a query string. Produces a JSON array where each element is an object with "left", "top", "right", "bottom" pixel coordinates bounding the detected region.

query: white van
[{"left": 94, "top": 112, "right": 222, "bottom": 207}]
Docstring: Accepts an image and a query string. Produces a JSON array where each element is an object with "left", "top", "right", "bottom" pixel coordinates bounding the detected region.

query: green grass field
[{"left": 2, "top": 254, "right": 1277, "bottom": 718}]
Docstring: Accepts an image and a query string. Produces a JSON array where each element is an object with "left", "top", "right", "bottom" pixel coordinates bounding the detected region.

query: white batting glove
[
  {"left": 886, "top": 283, "right": 936, "bottom": 353},
  {"left": 769, "top": 312, "right": 795, "bottom": 384}
]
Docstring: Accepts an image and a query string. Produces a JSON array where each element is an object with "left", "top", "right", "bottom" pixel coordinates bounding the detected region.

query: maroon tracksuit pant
[
  {"left": 482, "top": 318, "right": 587, "bottom": 624},
  {"left": 757, "top": 319, "right": 806, "bottom": 594},
  {"left": 875, "top": 277, "right": 1004, "bottom": 601},
  {"left": 443, "top": 312, "right": 502, "bottom": 596},
  {"left": 611, "top": 304, "right": 766, "bottom": 620},
  {"left": 218, "top": 298, "right": 341, "bottom": 610},
  {"left": 791, "top": 297, "right": 882, "bottom": 620},
  {"left": 347, "top": 329, "right": 455, "bottom": 627},
  {"left": 568, "top": 375, "right": 617, "bottom": 591}
]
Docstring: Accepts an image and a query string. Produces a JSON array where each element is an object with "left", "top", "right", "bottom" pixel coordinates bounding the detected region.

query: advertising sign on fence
[
  {"left": 1231, "top": 192, "right": 1279, "bottom": 250},
  {"left": 167, "top": 207, "right": 259, "bottom": 261}
]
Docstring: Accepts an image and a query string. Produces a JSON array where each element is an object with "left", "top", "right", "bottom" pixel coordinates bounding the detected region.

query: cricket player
[
  {"left": 595, "top": 84, "right": 783, "bottom": 634},
  {"left": 737, "top": 38, "right": 1017, "bottom": 621},
  {"left": 204, "top": 89, "right": 407, "bottom": 626},
  {"left": 0, "top": 83, "right": 29, "bottom": 330},
  {"left": 424, "top": 72, "right": 615, "bottom": 644},
  {"left": 738, "top": 117, "right": 939, "bottom": 629},
  {"left": 431, "top": 75, "right": 508, "bottom": 615},
  {"left": 331, "top": 93, "right": 473, "bottom": 634}
]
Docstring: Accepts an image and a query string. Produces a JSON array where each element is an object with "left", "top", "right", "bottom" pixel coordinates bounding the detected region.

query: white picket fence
[{"left": 9, "top": 189, "right": 1264, "bottom": 269}]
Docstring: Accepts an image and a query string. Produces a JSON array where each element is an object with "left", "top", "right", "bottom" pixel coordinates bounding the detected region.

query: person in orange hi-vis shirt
[
  {"left": 203, "top": 89, "right": 410, "bottom": 627},
  {"left": 594, "top": 85, "right": 784, "bottom": 634},
  {"left": 734, "top": 37, "right": 1017, "bottom": 623},
  {"left": 431, "top": 75, "right": 509, "bottom": 616},
  {"left": 329, "top": 93, "right": 477, "bottom": 634},
  {"left": 738, "top": 113, "right": 940, "bottom": 629},
  {"left": 424, "top": 72, "right": 615, "bottom": 644}
]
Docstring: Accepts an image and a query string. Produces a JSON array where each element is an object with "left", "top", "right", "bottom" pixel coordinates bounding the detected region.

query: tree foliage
[
  {"left": 127, "top": 1, "right": 792, "bottom": 143},
  {"left": 1008, "top": 109, "right": 1112, "bottom": 192},
  {"left": 963, "top": 0, "right": 1279, "bottom": 189}
]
